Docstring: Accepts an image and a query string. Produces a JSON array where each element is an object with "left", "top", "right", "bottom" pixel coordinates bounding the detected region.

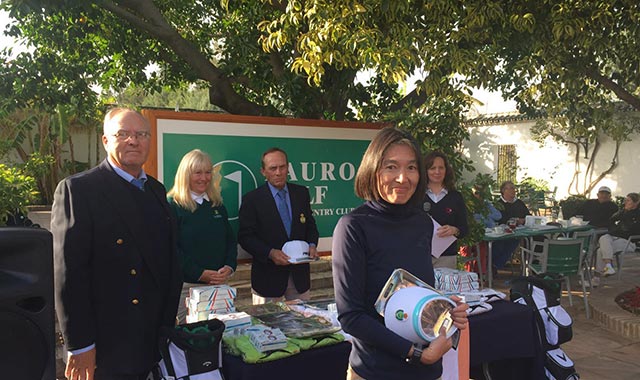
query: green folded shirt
[
  {"left": 222, "top": 333, "right": 345, "bottom": 363},
  {"left": 223, "top": 335, "right": 300, "bottom": 363}
]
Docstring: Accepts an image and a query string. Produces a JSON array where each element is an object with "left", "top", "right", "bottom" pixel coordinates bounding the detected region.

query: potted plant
[
  {"left": 0, "top": 163, "right": 38, "bottom": 226},
  {"left": 558, "top": 195, "right": 587, "bottom": 220}
]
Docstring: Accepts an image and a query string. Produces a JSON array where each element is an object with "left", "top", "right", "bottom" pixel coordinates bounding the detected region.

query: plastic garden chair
[
  {"left": 613, "top": 235, "right": 640, "bottom": 281},
  {"left": 571, "top": 229, "right": 596, "bottom": 290},
  {"left": 520, "top": 238, "right": 589, "bottom": 318}
]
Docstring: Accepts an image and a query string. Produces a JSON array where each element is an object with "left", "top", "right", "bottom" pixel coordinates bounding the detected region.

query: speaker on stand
[{"left": 0, "top": 227, "right": 55, "bottom": 380}]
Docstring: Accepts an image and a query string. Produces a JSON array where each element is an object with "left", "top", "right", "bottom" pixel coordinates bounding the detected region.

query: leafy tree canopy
[
  {"left": 3, "top": 1, "right": 640, "bottom": 203},
  {"left": 2, "top": 1, "right": 638, "bottom": 126},
  {"left": 263, "top": 0, "right": 640, "bottom": 111},
  {"left": 1, "top": 0, "right": 414, "bottom": 120}
]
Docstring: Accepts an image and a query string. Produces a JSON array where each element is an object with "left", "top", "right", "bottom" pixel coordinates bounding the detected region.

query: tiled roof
[{"left": 465, "top": 112, "right": 539, "bottom": 125}]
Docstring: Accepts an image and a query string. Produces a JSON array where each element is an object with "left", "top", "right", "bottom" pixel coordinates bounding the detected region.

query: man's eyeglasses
[{"left": 111, "top": 130, "right": 151, "bottom": 141}]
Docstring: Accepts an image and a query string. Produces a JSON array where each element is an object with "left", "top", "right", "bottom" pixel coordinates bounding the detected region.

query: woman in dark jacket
[
  {"left": 332, "top": 128, "right": 468, "bottom": 380},
  {"left": 596, "top": 192, "right": 640, "bottom": 276},
  {"left": 423, "top": 151, "right": 469, "bottom": 269}
]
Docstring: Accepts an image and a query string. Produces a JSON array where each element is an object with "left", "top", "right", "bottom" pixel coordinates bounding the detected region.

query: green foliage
[
  {"left": 558, "top": 195, "right": 587, "bottom": 219},
  {"left": 3, "top": 0, "right": 640, "bottom": 125},
  {"left": 471, "top": 173, "right": 499, "bottom": 201},
  {"left": 391, "top": 97, "right": 475, "bottom": 181},
  {"left": 457, "top": 174, "right": 500, "bottom": 246},
  {"left": 458, "top": 184, "right": 488, "bottom": 248},
  {"left": 114, "top": 84, "right": 221, "bottom": 112},
  {"left": 22, "top": 152, "right": 56, "bottom": 184},
  {"left": 0, "top": 103, "right": 99, "bottom": 204},
  {"left": 517, "top": 177, "right": 550, "bottom": 194},
  {"left": 516, "top": 177, "right": 554, "bottom": 215},
  {"left": 3, "top": 0, "right": 639, "bottom": 211},
  {"left": 0, "top": 163, "right": 38, "bottom": 226}
]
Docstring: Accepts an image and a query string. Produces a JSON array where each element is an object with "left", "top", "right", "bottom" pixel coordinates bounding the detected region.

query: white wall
[{"left": 463, "top": 119, "right": 640, "bottom": 200}]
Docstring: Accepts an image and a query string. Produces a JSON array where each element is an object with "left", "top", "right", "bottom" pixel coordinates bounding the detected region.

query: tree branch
[
  {"left": 268, "top": 52, "right": 286, "bottom": 80},
  {"left": 582, "top": 138, "right": 599, "bottom": 191},
  {"left": 585, "top": 66, "right": 640, "bottom": 111},
  {"left": 390, "top": 87, "right": 428, "bottom": 113},
  {"left": 265, "top": 0, "right": 287, "bottom": 12},
  {"left": 97, "top": 0, "right": 277, "bottom": 116},
  {"left": 584, "top": 141, "right": 619, "bottom": 195}
]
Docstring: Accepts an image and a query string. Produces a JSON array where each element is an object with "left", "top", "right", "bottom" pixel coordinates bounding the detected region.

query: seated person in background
[
  {"left": 496, "top": 180, "right": 531, "bottom": 225},
  {"left": 596, "top": 192, "right": 640, "bottom": 276},
  {"left": 492, "top": 181, "right": 531, "bottom": 272},
  {"left": 473, "top": 185, "right": 502, "bottom": 228},
  {"left": 578, "top": 186, "right": 618, "bottom": 228}
]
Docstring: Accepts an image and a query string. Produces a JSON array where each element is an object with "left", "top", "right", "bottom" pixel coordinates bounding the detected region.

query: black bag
[
  {"left": 5, "top": 210, "right": 39, "bottom": 228},
  {"left": 545, "top": 348, "right": 580, "bottom": 380},
  {"left": 510, "top": 275, "right": 579, "bottom": 380},
  {"left": 510, "top": 274, "right": 573, "bottom": 347},
  {"left": 158, "top": 319, "right": 226, "bottom": 380}
]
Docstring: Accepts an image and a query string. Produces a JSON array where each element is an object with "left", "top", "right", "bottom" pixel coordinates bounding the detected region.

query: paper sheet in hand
[
  {"left": 282, "top": 240, "right": 315, "bottom": 263},
  {"left": 430, "top": 217, "right": 457, "bottom": 258}
]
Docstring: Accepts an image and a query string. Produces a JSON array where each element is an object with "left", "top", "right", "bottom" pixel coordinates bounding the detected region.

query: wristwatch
[{"left": 406, "top": 343, "right": 424, "bottom": 365}]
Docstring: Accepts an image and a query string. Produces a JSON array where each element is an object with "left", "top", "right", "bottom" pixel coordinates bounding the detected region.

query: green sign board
[{"left": 150, "top": 112, "right": 380, "bottom": 251}]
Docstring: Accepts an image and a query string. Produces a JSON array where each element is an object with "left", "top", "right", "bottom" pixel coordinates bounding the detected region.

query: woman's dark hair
[
  {"left": 424, "top": 151, "right": 456, "bottom": 190},
  {"left": 354, "top": 127, "right": 426, "bottom": 206},
  {"left": 627, "top": 192, "right": 639, "bottom": 203}
]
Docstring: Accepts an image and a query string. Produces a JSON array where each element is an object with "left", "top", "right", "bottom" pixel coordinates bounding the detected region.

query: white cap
[
  {"left": 598, "top": 186, "right": 611, "bottom": 193},
  {"left": 282, "top": 240, "right": 310, "bottom": 263}
]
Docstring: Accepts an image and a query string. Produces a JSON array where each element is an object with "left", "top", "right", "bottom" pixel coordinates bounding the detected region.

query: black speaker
[{"left": 0, "top": 227, "right": 55, "bottom": 380}]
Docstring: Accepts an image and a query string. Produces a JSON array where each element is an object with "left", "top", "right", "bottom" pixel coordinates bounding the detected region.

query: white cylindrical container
[{"left": 383, "top": 286, "right": 458, "bottom": 345}]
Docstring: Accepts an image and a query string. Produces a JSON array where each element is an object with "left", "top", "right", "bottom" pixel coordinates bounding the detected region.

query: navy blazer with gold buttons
[{"left": 52, "top": 159, "right": 182, "bottom": 374}]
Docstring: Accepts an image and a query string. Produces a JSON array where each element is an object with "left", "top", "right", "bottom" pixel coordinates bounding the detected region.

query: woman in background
[
  {"left": 168, "top": 149, "right": 237, "bottom": 323},
  {"left": 423, "top": 151, "right": 469, "bottom": 269},
  {"left": 596, "top": 192, "right": 640, "bottom": 276},
  {"left": 332, "top": 127, "right": 468, "bottom": 380}
]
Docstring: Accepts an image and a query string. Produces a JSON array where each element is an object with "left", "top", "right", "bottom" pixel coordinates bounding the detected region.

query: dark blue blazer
[
  {"left": 238, "top": 182, "right": 319, "bottom": 297},
  {"left": 52, "top": 160, "right": 182, "bottom": 375}
]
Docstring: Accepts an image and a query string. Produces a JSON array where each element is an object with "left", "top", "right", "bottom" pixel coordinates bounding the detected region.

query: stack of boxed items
[
  {"left": 212, "top": 311, "right": 252, "bottom": 332},
  {"left": 434, "top": 268, "right": 480, "bottom": 294},
  {"left": 245, "top": 324, "right": 288, "bottom": 352},
  {"left": 186, "top": 285, "right": 236, "bottom": 323}
]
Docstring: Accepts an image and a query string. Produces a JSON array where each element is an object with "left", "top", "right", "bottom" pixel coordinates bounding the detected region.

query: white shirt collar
[
  {"left": 190, "top": 191, "right": 210, "bottom": 205},
  {"left": 501, "top": 195, "right": 517, "bottom": 204},
  {"left": 426, "top": 187, "right": 448, "bottom": 203}
]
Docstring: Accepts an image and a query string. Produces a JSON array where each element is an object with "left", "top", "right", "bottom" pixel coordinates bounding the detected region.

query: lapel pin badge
[{"left": 299, "top": 213, "right": 306, "bottom": 224}]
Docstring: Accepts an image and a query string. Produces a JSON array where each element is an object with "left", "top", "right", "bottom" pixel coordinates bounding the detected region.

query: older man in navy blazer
[
  {"left": 238, "top": 147, "right": 319, "bottom": 304},
  {"left": 52, "top": 108, "right": 182, "bottom": 380}
]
